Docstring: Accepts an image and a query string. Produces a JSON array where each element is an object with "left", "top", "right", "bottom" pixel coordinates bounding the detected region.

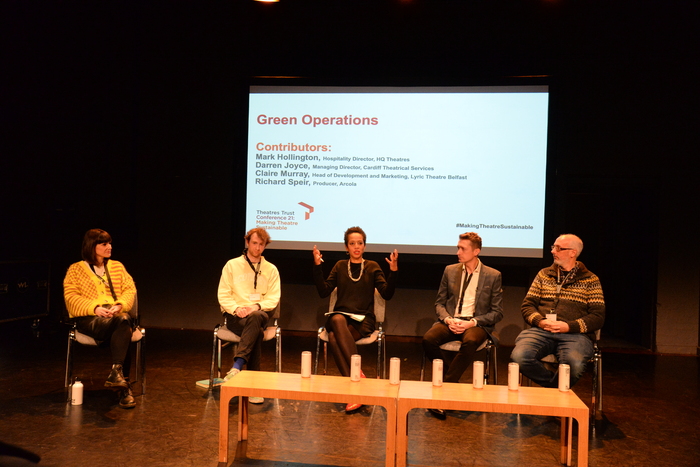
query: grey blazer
[{"left": 434, "top": 261, "right": 504, "bottom": 333}]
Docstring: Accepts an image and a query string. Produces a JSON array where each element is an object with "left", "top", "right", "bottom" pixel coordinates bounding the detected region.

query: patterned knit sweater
[
  {"left": 521, "top": 261, "right": 605, "bottom": 337},
  {"left": 64, "top": 260, "right": 136, "bottom": 318}
]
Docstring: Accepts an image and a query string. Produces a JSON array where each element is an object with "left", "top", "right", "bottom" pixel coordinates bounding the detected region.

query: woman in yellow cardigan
[{"left": 63, "top": 229, "right": 137, "bottom": 408}]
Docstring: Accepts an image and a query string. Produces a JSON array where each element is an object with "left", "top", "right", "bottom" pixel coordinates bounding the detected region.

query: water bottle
[{"left": 71, "top": 379, "right": 84, "bottom": 406}]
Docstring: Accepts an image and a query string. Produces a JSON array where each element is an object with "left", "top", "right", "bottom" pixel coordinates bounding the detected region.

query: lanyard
[
  {"left": 456, "top": 268, "right": 475, "bottom": 316},
  {"left": 90, "top": 260, "right": 118, "bottom": 301},
  {"left": 553, "top": 263, "right": 578, "bottom": 312},
  {"left": 244, "top": 254, "right": 261, "bottom": 290}
]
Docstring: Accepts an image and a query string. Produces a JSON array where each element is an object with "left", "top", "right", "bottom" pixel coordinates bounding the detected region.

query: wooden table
[
  {"left": 219, "top": 371, "right": 399, "bottom": 467},
  {"left": 396, "top": 381, "right": 589, "bottom": 467}
]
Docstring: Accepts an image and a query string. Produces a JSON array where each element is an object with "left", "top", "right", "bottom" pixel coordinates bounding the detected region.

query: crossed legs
[
  {"left": 227, "top": 310, "right": 270, "bottom": 371},
  {"left": 326, "top": 313, "right": 363, "bottom": 377},
  {"left": 422, "top": 323, "right": 488, "bottom": 383}
]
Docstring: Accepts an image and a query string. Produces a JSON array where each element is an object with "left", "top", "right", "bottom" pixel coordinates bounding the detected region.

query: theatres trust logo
[{"left": 298, "top": 202, "right": 314, "bottom": 220}]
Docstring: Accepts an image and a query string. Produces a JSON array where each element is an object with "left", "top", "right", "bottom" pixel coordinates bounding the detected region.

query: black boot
[
  {"left": 119, "top": 384, "right": 136, "bottom": 409},
  {"left": 105, "top": 364, "right": 128, "bottom": 389}
]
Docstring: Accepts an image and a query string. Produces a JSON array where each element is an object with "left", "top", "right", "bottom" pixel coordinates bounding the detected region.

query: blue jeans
[{"left": 511, "top": 327, "right": 594, "bottom": 388}]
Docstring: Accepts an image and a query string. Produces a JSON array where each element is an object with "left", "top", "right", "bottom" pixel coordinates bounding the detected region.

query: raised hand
[
  {"left": 313, "top": 245, "right": 324, "bottom": 265},
  {"left": 385, "top": 249, "right": 399, "bottom": 271}
]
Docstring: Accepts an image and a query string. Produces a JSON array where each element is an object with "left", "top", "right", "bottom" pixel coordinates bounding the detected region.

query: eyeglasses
[{"left": 551, "top": 245, "right": 574, "bottom": 252}]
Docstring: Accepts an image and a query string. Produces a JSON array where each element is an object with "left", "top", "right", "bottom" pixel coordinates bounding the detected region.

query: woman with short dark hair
[
  {"left": 64, "top": 229, "right": 138, "bottom": 408},
  {"left": 313, "top": 226, "right": 398, "bottom": 412}
]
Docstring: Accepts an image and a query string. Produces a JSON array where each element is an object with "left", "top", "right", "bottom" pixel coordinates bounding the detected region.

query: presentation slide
[{"left": 245, "top": 86, "right": 549, "bottom": 257}]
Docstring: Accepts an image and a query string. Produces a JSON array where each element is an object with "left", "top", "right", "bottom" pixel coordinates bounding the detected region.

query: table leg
[
  {"left": 384, "top": 402, "right": 397, "bottom": 467},
  {"left": 576, "top": 414, "right": 589, "bottom": 467},
  {"left": 238, "top": 395, "right": 249, "bottom": 441},
  {"left": 560, "top": 417, "right": 573, "bottom": 466},
  {"left": 395, "top": 403, "right": 409, "bottom": 467},
  {"left": 218, "top": 389, "right": 234, "bottom": 463}
]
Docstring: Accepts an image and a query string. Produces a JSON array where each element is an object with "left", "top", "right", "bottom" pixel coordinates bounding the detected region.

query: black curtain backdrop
[{"left": 2, "top": 1, "right": 697, "bottom": 350}]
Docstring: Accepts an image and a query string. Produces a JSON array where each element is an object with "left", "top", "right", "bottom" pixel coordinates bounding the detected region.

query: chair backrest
[
  {"left": 328, "top": 288, "right": 385, "bottom": 322},
  {"left": 269, "top": 303, "right": 280, "bottom": 320},
  {"left": 128, "top": 293, "right": 139, "bottom": 321},
  {"left": 373, "top": 289, "right": 385, "bottom": 322},
  {"left": 329, "top": 289, "right": 337, "bottom": 311}
]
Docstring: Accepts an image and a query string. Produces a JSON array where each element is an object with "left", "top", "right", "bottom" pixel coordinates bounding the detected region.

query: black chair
[
  {"left": 314, "top": 288, "right": 387, "bottom": 378},
  {"left": 64, "top": 295, "right": 145, "bottom": 399},
  {"left": 206, "top": 304, "right": 281, "bottom": 391}
]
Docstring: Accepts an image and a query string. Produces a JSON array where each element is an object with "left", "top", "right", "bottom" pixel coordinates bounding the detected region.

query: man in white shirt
[
  {"left": 217, "top": 228, "right": 281, "bottom": 389},
  {"left": 422, "top": 232, "right": 503, "bottom": 416}
]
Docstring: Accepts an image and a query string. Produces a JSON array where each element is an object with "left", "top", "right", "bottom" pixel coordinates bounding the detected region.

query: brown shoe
[
  {"left": 119, "top": 385, "right": 136, "bottom": 409},
  {"left": 105, "top": 364, "right": 129, "bottom": 390}
]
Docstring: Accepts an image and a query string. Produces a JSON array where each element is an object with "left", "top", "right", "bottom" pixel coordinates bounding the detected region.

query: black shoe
[
  {"left": 105, "top": 364, "right": 129, "bottom": 390},
  {"left": 428, "top": 408, "right": 446, "bottom": 419},
  {"left": 119, "top": 385, "right": 136, "bottom": 409}
]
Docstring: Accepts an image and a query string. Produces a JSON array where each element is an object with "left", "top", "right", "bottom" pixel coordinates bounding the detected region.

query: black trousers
[
  {"left": 74, "top": 313, "right": 134, "bottom": 376},
  {"left": 226, "top": 310, "right": 270, "bottom": 371},
  {"left": 422, "top": 322, "right": 487, "bottom": 383}
]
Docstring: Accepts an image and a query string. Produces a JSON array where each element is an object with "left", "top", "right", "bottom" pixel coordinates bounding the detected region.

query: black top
[{"left": 313, "top": 259, "right": 397, "bottom": 316}]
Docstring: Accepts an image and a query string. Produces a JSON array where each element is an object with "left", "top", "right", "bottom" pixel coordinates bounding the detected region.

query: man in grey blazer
[{"left": 423, "top": 232, "right": 504, "bottom": 416}]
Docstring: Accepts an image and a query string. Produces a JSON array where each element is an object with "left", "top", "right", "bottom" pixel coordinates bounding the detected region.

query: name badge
[
  {"left": 546, "top": 313, "right": 557, "bottom": 321},
  {"left": 249, "top": 293, "right": 261, "bottom": 301}
]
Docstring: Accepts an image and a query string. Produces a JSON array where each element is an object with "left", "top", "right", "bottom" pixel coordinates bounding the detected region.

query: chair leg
[
  {"left": 419, "top": 352, "right": 426, "bottom": 381},
  {"left": 323, "top": 342, "right": 328, "bottom": 375},
  {"left": 217, "top": 339, "right": 224, "bottom": 377},
  {"left": 65, "top": 333, "right": 74, "bottom": 388},
  {"left": 376, "top": 331, "right": 383, "bottom": 379},
  {"left": 65, "top": 334, "right": 74, "bottom": 402},
  {"left": 133, "top": 340, "right": 140, "bottom": 384},
  {"left": 135, "top": 330, "right": 146, "bottom": 395},
  {"left": 592, "top": 353, "right": 603, "bottom": 419},
  {"left": 141, "top": 332, "right": 146, "bottom": 395},
  {"left": 484, "top": 346, "right": 491, "bottom": 385},
  {"left": 314, "top": 330, "right": 322, "bottom": 375},
  {"left": 381, "top": 332, "right": 387, "bottom": 379},
  {"left": 491, "top": 344, "right": 498, "bottom": 385},
  {"left": 275, "top": 328, "right": 282, "bottom": 372},
  {"left": 597, "top": 356, "right": 603, "bottom": 413},
  {"left": 209, "top": 327, "right": 220, "bottom": 391},
  {"left": 494, "top": 345, "right": 499, "bottom": 385}
]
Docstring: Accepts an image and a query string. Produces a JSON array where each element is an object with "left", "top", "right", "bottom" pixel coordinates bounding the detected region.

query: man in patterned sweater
[{"left": 511, "top": 234, "right": 605, "bottom": 388}]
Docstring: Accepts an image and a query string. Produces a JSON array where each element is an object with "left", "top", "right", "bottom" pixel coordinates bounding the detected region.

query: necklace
[
  {"left": 347, "top": 259, "right": 365, "bottom": 282},
  {"left": 90, "top": 263, "right": 105, "bottom": 277}
]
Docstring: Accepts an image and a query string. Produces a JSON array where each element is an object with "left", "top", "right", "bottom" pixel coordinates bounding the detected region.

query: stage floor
[{"left": 1, "top": 323, "right": 698, "bottom": 466}]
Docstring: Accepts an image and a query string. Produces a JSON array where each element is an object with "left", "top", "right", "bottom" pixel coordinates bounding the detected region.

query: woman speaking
[{"left": 313, "top": 226, "right": 398, "bottom": 412}]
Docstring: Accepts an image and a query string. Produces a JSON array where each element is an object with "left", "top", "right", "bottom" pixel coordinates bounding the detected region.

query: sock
[{"left": 233, "top": 357, "right": 246, "bottom": 371}]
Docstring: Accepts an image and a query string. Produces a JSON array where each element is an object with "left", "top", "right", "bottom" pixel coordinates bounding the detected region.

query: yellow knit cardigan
[{"left": 64, "top": 260, "right": 136, "bottom": 318}]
